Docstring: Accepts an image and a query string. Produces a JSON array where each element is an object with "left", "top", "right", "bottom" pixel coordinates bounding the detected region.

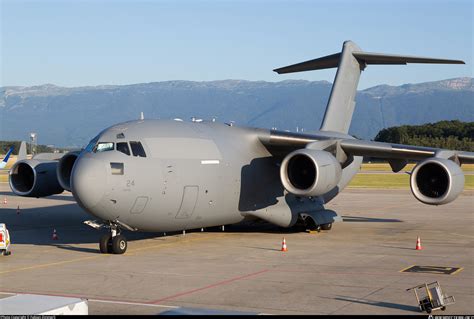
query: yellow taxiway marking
[
  {"left": 0, "top": 233, "right": 229, "bottom": 275},
  {"left": 0, "top": 255, "right": 105, "bottom": 275},
  {"left": 450, "top": 267, "right": 464, "bottom": 275},
  {"left": 399, "top": 264, "right": 416, "bottom": 273}
]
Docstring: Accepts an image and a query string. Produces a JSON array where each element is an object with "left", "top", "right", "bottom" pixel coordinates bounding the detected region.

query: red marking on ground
[{"left": 150, "top": 269, "right": 270, "bottom": 304}]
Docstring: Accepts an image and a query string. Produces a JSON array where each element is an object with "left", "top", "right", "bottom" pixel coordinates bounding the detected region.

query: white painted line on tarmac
[
  {"left": 0, "top": 291, "right": 178, "bottom": 309},
  {"left": 88, "top": 299, "right": 179, "bottom": 309}
]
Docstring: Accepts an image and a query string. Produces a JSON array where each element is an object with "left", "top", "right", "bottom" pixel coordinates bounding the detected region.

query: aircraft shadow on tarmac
[
  {"left": 1, "top": 201, "right": 405, "bottom": 254},
  {"left": 0, "top": 203, "right": 297, "bottom": 254},
  {"left": 0, "top": 204, "right": 160, "bottom": 250},
  {"left": 334, "top": 296, "right": 420, "bottom": 312},
  {"left": 341, "top": 216, "right": 403, "bottom": 223},
  {"left": 0, "top": 191, "right": 76, "bottom": 202}
]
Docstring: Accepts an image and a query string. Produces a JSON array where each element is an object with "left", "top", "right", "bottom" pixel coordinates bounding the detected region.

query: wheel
[
  {"left": 321, "top": 223, "right": 332, "bottom": 231},
  {"left": 441, "top": 306, "right": 446, "bottom": 311},
  {"left": 99, "top": 234, "right": 112, "bottom": 254},
  {"left": 304, "top": 218, "right": 321, "bottom": 232},
  {"left": 111, "top": 235, "right": 127, "bottom": 254},
  {"left": 426, "top": 307, "right": 432, "bottom": 314}
]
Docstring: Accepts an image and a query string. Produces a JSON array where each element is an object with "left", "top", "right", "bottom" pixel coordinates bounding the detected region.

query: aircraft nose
[{"left": 71, "top": 155, "right": 107, "bottom": 212}]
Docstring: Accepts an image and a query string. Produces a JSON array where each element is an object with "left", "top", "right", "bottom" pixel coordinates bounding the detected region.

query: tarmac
[{"left": 0, "top": 183, "right": 472, "bottom": 315}]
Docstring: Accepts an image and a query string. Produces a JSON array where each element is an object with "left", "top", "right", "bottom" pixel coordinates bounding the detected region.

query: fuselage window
[
  {"left": 94, "top": 142, "right": 114, "bottom": 153},
  {"left": 130, "top": 141, "right": 146, "bottom": 157},
  {"left": 116, "top": 142, "right": 130, "bottom": 155}
]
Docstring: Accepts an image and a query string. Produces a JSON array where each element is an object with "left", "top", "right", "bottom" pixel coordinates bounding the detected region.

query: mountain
[{"left": 1, "top": 77, "right": 472, "bottom": 147}]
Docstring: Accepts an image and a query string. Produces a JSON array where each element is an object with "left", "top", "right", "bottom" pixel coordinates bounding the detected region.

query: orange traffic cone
[
  {"left": 3, "top": 197, "right": 7, "bottom": 205},
  {"left": 52, "top": 229, "right": 58, "bottom": 240},
  {"left": 415, "top": 236, "right": 422, "bottom": 250},
  {"left": 16, "top": 205, "right": 20, "bottom": 215},
  {"left": 281, "top": 237, "right": 287, "bottom": 252}
]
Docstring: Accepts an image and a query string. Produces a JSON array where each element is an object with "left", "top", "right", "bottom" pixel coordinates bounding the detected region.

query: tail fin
[
  {"left": 274, "top": 40, "right": 465, "bottom": 134},
  {"left": 0, "top": 147, "right": 14, "bottom": 169},
  {"left": 18, "top": 141, "right": 27, "bottom": 161}
]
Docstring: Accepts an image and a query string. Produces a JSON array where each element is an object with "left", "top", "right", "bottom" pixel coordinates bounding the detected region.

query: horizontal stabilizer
[
  {"left": 352, "top": 52, "right": 465, "bottom": 66},
  {"left": 274, "top": 50, "right": 464, "bottom": 74},
  {"left": 274, "top": 53, "right": 340, "bottom": 74}
]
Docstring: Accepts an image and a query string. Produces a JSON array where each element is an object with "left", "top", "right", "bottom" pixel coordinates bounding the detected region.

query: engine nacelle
[
  {"left": 280, "top": 149, "right": 342, "bottom": 197},
  {"left": 9, "top": 160, "right": 64, "bottom": 197},
  {"left": 410, "top": 157, "right": 464, "bottom": 205},
  {"left": 57, "top": 151, "right": 80, "bottom": 191}
]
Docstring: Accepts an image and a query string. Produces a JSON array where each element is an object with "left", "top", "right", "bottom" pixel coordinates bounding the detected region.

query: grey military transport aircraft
[{"left": 9, "top": 41, "right": 474, "bottom": 254}]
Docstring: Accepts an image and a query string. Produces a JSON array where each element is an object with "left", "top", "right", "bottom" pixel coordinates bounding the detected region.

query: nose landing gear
[
  {"left": 84, "top": 219, "right": 135, "bottom": 255},
  {"left": 99, "top": 230, "right": 127, "bottom": 254}
]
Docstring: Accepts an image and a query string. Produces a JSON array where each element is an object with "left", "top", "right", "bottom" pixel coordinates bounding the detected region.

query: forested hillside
[{"left": 374, "top": 120, "right": 474, "bottom": 151}]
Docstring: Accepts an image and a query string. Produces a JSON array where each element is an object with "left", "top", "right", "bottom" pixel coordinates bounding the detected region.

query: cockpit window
[
  {"left": 94, "top": 142, "right": 114, "bottom": 153},
  {"left": 116, "top": 142, "right": 130, "bottom": 156},
  {"left": 130, "top": 141, "right": 146, "bottom": 157},
  {"left": 85, "top": 135, "right": 100, "bottom": 153}
]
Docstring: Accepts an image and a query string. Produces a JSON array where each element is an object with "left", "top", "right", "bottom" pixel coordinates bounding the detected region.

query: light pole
[{"left": 29, "top": 132, "right": 37, "bottom": 156}]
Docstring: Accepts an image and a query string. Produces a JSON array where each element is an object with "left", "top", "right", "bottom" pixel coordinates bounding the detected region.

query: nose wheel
[
  {"left": 100, "top": 233, "right": 128, "bottom": 254},
  {"left": 84, "top": 219, "right": 134, "bottom": 255},
  {"left": 99, "top": 225, "right": 128, "bottom": 255}
]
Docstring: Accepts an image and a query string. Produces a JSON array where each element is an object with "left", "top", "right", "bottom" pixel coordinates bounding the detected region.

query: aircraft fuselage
[{"left": 71, "top": 119, "right": 362, "bottom": 232}]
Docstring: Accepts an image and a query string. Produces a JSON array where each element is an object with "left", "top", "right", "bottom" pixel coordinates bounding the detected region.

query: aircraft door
[{"left": 175, "top": 186, "right": 199, "bottom": 219}]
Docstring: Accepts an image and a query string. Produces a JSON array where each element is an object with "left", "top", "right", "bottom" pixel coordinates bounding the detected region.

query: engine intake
[
  {"left": 410, "top": 157, "right": 464, "bottom": 205},
  {"left": 57, "top": 151, "right": 80, "bottom": 191},
  {"left": 9, "top": 160, "right": 64, "bottom": 197},
  {"left": 280, "top": 149, "right": 342, "bottom": 197}
]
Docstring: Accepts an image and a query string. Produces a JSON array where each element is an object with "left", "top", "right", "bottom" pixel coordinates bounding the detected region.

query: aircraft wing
[
  {"left": 338, "top": 139, "right": 474, "bottom": 163},
  {"left": 259, "top": 129, "right": 474, "bottom": 170}
]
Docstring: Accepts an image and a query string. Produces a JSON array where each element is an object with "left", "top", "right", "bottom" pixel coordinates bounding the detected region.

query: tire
[
  {"left": 99, "top": 234, "right": 112, "bottom": 254},
  {"left": 441, "top": 306, "right": 446, "bottom": 311},
  {"left": 304, "top": 218, "right": 320, "bottom": 232},
  {"left": 321, "top": 223, "right": 332, "bottom": 231},
  {"left": 426, "top": 307, "right": 432, "bottom": 314},
  {"left": 112, "top": 235, "right": 127, "bottom": 254}
]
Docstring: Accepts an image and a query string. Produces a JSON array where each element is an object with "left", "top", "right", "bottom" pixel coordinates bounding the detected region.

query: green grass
[
  {"left": 361, "top": 163, "right": 474, "bottom": 172},
  {"left": 349, "top": 173, "right": 474, "bottom": 190}
]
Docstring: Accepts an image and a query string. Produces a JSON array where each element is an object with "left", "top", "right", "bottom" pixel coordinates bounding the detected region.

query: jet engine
[
  {"left": 9, "top": 160, "right": 64, "bottom": 197},
  {"left": 57, "top": 151, "right": 80, "bottom": 191},
  {"left": 410, "top": 157, "right": 464, "bottom": 205},
  {"left": 280, "top": 149, "right": 342, "bottom": 197}
]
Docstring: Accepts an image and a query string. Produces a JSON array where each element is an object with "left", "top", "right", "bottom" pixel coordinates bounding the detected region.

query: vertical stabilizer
[
  {"left": 320, "top": 41, "right": 362, "bottom": 133},
  {"left": 273, "top": 41, "right": 464, "bottom": 134}
]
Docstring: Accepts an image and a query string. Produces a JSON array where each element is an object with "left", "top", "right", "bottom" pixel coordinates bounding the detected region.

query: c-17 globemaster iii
[{"left": 9, "top": 41, "right": 473, "bottom": 254}]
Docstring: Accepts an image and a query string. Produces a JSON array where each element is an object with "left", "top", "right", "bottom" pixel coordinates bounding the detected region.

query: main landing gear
[{"left": 303, "top": 216, "right": 333, "bottom": 232}]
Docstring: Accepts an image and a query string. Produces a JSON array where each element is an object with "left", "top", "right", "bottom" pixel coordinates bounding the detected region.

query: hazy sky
[{"left": 1, "top": 0, "right": 472, "bottom": 89}]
